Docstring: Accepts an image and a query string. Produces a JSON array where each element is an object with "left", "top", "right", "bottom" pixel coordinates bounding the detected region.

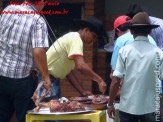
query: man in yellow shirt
[{"left": 46, "top": 16, "right": 107, "bottom": 98}]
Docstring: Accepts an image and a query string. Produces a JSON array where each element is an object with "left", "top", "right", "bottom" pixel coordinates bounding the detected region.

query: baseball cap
[
  {"left": 114, "top": 15, "right": 132, "bottom": 29},
  {"left": 113, "top": 15, "right": 132, "bottom": 39}
]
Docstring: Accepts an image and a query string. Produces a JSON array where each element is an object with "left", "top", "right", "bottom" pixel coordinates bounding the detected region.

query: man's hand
[
  {"left": 98, "top": 81, "right": 107, "bottom": 94},
  {"left": 81, "top": 90, "right": 93, "bottom": 96},
  {"left": 42, "top": 76, "right": 51, "bottom": 90},
  {"left": 107, "top": 107, "right": 115, "bottom": 119}
]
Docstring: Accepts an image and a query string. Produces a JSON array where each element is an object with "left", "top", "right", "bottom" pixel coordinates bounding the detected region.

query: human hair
[
  {"left": 114, "top": 22, "right": 130, "bottom": 39},
  {"left": 126, "top": 4, "right": 143, "bottom": 18},
  {"left": 130, "top": 26, "right": 152, "bottom": 35},
  {"left": 117, "top": 22, "right": 130, "bottom": 32},
  {"left": 126, "top": 4, "right": 151, "bottom": 18}
]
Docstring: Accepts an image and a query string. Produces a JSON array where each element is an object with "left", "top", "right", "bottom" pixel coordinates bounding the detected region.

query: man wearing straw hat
[{"left": 108, "top": 12, "right": 163, "bottom": 122}]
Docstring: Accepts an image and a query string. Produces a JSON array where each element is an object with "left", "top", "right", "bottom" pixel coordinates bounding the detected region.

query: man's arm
[
  {"left": 108, "top": 77, "right": 121, "bottom": 106},
  {"left": 111, "top": 41, "right": 120, "bottom": 71},
  {"left": 108, "top": 48, "right": 125, "bottom": 119},
  {"left": 66, "top": 71, "right": 92, "bottom": 96},
  {"left": 33, "top": 48, "right": 51, "bottom": 90},
  {"left": 107, "top": 76, "right": 121, "bottom": 119},
  {"left": 110, "top": 69, "right": 122, "bottom": 101},
  {"left": 73, "top": 55, "right": 107, "bottom": 94}
]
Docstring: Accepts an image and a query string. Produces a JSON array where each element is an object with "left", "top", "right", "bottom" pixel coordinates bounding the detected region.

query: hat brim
[
  {"left": 128, "top": 24, "right": 159, "bottom": 29},
  {"left": 73, "top": 19, "right": 101, "bottom": 35}
]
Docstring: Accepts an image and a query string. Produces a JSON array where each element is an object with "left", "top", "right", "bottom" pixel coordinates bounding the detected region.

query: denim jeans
[{"left": 0, "top": 75, "right": 35, "bottom": 122}]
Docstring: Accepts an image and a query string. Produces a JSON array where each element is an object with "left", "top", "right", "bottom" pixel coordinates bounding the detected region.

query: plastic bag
[{"left": 31, "top": 80, "right": 56, "bottom": 106}]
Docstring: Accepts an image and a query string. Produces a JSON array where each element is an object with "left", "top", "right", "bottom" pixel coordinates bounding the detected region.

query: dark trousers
[
  {"left": 119, "top": 111, "right": 156, "bottom": 122},
  {"left": 0, "top": 75, "right": 35, "bottom": 122}
]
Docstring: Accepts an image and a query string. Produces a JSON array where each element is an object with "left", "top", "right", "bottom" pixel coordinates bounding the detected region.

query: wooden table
[{"left": 26, "top": 110, "right": 106, "bottom": 122}]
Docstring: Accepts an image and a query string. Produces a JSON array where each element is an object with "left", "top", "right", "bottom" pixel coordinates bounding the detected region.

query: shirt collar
[{"left": 135, "top": 36, "right": 149, "bottom": 42}]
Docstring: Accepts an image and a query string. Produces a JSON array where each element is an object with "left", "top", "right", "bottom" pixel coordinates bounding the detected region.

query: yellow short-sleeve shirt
[{"left": 46, "top": 32, "right": 83, "bottom": 79}]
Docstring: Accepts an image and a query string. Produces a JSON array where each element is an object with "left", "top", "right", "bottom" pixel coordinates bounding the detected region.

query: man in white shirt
[{"left": 108, "top": 12, "right": 163, "bottom": 122}]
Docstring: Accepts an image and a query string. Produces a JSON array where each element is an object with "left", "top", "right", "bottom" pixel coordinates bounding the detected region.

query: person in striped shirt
[{"left": 0, "top": 0, "right": 51, "bottom": 122}]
